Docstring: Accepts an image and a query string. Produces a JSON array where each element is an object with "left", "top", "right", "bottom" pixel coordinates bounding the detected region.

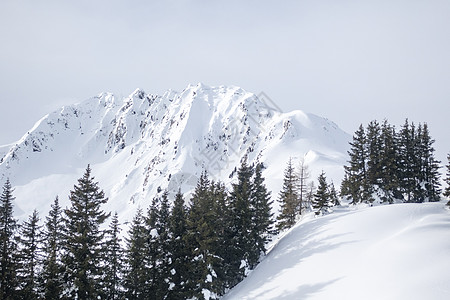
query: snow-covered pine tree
[
  {"left": 123, "top": 208, "right": 148, "bottom": 300},
  {"left": 444, "top": 154, "right": 450, "bottom": 205},
  {"left": 398, "top": 119, "right": 417, "bottom": 202},
  {"left": 277, "top": 158, "right": 300, "bottom": 230},
  {"left": 229, "top": 159, "right": 254, "bottom": 275},
  {"left": 312, "top": 172, "right": 331, "bottom": 215},
  {"left": 0, "top": 179, "right": 19, "bottom": 299},
  {"left": 250, "top": 163, "right": 274, "bottom": 260},
  {"left": 342, "top": 125, "right": 371, "bottom": 204},
  {"left": 417, "top": 123, "right": 441, "bottom": 202},
  {"left": 379, "top": 120, "right": 399, "bottom": 203},
  {"left": 328, "top": 181, "right": 340, "bottom": 207},
  {"left": 167, "top": 189, "right": 191, "bottom": 300},
  {"left": 184, "top": 171, "right": 215, "bottom": 299},
  {"left": 152, "top": 191, "right": 172, "bottom": 299},
  {"left": 102, "top": 212, "right": 124, "bottom": 300},
  {"left": 62, "top": 165, "right": 110, "bottom": 299},
  {"left": 41, "top": 197, "right": 65, "bottom": 299},
  {"left": 17, "top": 209, "right": 43, "bottom": 299},
  {"left": 366, "top": 120, "right": 383, "bottom": 188}
]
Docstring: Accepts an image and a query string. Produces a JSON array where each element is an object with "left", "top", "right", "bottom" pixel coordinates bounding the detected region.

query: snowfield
[{"left": 223, "top": 202, "right": 450, "bottom": 300}]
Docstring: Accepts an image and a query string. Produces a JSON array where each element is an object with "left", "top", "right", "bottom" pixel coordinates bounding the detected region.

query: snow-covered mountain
[
  {"left": 223, "top": 202, "right": 450, "bottom": 300},
  {"left": 0, "top": 83, "right": 350, "bottom": 221}
]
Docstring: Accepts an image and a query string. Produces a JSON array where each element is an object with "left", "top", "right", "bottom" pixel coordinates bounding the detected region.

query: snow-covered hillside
[
  {"left": 223, "top": 202, "right": 450, "bottom": 300},
  {"left": 0, "top": 84, "right": 350, "bottom": 221}
]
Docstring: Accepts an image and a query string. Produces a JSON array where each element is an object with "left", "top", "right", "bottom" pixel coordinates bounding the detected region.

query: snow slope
[
  {"left": 223, "top": 203, "right": 450, "bottom": 300},
  {"left": 0, "top": 83, "right": 350, "bottom": 222}
]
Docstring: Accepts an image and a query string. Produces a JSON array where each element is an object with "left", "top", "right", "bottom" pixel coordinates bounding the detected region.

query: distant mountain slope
[
  {"left": 0, "top": 84, "right": 350, "bottom": 221},
  {"left": 223, "top": 202, "right": 450, "bottom": 300}
]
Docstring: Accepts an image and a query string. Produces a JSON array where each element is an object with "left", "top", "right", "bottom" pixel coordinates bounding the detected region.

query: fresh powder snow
[{"left": 223, "top": 202, "right": 450, "bottom": 300}]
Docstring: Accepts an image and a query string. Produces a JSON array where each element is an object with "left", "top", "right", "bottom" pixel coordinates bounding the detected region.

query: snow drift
[{"left": 223, "top": 202, "right": 450, "bottom": 300}]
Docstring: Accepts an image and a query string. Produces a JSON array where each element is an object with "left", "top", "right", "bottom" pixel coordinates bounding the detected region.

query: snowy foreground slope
[
  {"left": 223, "top": 203, "right": 450, "bottom": 300},
  {"left": 0, "top": 84, "right": 349, "bottom": 222}
]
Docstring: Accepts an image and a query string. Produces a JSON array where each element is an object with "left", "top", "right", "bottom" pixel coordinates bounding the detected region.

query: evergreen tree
[
  {"left": 277, "top": 158, "right": 300, "bottom": 230},
  {"left": 312, "top": 172, "right": 331, "bottom": 214},
  {"left": 366, "top": 120, "right": 383, "bottom": 187},
  {"left": 379, "top": 120, "right": 400, "bottom": 203},
  {"left": 123, "top": 209, "right": 147, "bottom": 300},
  {"left": 41, "top": 197, "right": 65, "bottom": 299},
  {"left": 342, "top": 125, "right": 371, "bottom": 204},
  {"left": 251, "top": 163, "right": 274, "bottom": 257},
  {"left": 229, "top": 159, "right": 254, "bottom": 273},
  {"left": 103, "top": 212, "right": 124, "bottom": 300},
  {"left": 0, "top": 179, "right": 19, "bottom": 299},
  {"left": 167, "top": 189, "right": 190, "bottom": 300},
  {"left": 398, "top": 119, "right": 417, "bottom": 202},
  {"left": 153, "top": 191, "right": 172, "bottom": 299},
  {"left": 328, "top": 181, "right": 340, "bottom": 207},
  {"left": 17, "top": 209, "right": 43, "bottom": 299},
  {"left": 417, "top": 123, "right": 441, "bottom": 202},
  {"left": 62, "top": 165, "right": 110, "bottom": 300},
  {"left": 185, "top": 171, "right": 216, "bottom": 299},
  {"left": 444, "top": 154, "right": 450, "bottom": 205}
]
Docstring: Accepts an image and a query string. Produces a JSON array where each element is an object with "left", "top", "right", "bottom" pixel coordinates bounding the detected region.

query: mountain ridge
[{"left": 0, "top": 83, "right": 351, "bottom": 222}]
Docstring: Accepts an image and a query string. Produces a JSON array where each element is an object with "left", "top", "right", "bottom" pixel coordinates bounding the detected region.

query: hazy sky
[{"left": 0, "top": 0, "right": 449, "bottom": 162}]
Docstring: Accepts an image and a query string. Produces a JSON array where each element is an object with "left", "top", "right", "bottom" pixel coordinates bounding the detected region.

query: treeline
[
  {"left": 340, "top": 119, "right": 442, "bottom": 204},
  {"left": 0, "top": 161, "right": 274, "bottom": 300}
]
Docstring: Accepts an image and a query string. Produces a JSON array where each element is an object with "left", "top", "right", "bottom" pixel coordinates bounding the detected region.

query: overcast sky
[{"left": 0, "top": 0, "right": 449, "bottom": 163}]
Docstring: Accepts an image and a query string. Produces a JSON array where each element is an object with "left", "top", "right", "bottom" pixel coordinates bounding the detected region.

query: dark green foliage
[
  {"left": 342, "top": 124, "right": 372, "bottom": 204},
  {"left": 185, "top": 171, "right": 220, "bottom": 298},
  {"left": 167, "top": 189, "right": 190, "bottom": 300},
  {"left": 41, "top": 197, "right": 65, "bottom": 299},
  {"left": 229, "top": 159, "right": 254, "bottom": 273},
  {"left": 17, "top": 209, "right": 43, "bottom": 299},
  {"left": 123, "top": 209, "right": 147, "bottom": 300},
  {"left": 342, "top": 119, "right": 441, "bottom": 204},
  {"left": 102, "top": 212, "right": 124, "bottom": 300},
  {"left": 328, "top": 182, "right": 340, "bottom": 207},
  {"left": 277, "top": 158, "right": 300, "bottom": 230},
  {"left": 62, "top": 165, "right": 110, "bottom": 300},
  {"left": 312, "top": 172, "right": 331, "bottom": 214},
  {"left": 251, "top": 163, "right": 274, "bottom": 258},
  {"left": 0, "top": 179, "right": 19, "bottom": 299}
]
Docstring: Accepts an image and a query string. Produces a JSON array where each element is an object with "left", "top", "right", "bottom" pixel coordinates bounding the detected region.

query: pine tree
[
  {"left": 312, "top": 172, "right": 331, "bottom": 215},
  {"left": 277, "top": 158, "right": 300, "bottom": 230},
  {"left": 398, "top": 119, "right": 417, "bottom": 202},
  {"left": 62, "top": 165, "right": 110, "bottom": 300},
  {"left": 17, "top": 209, "right": 43, "bottom": 299},
  {"left": 444, "top": 154, "right": 450, "bottom": 205},
  {"left": 229, "top": 159, "right": 254, "bottom": 274},
  {"left": 153, "top": 191, "right": 171, "bottom": 299},
  {"left": 167, "top": 189, "right": 190, "bottom": 300},
  {"left": 417, "top": 123, "right": 441, "bottom": 202},
  {"left": 41, "top": 197, "right": 65, "bottom": 299},
  {"left": 0, "top": 179, "right": 19, "bottom": 299},
  {"left": 379, "top": 120, "right": 399, "bottom": 203},
  {"left": 123, "top": 208, "right": 148, "bottom": 300},
  {"left": 185, "top": 171, "right": 216, "bottom": 298},
  {"left": 328, "top": 181, "right": 340, "bottom": 207},
  {"left": 102, "top": 212, "right": 124, "bottom": 300},
  {"left": 250, "top": 163, "right": 274, "bottom": 263},
  {"left": 342, "top": 125, "right": 371, "bottom": 204},
  {"left": 366, "top": 120, "right": 383, "bottom": 187}
]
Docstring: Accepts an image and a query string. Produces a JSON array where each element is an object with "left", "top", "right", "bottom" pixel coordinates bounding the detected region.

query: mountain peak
[{"left": 0, "top": 84, "right": 350, "bottom": 222}]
